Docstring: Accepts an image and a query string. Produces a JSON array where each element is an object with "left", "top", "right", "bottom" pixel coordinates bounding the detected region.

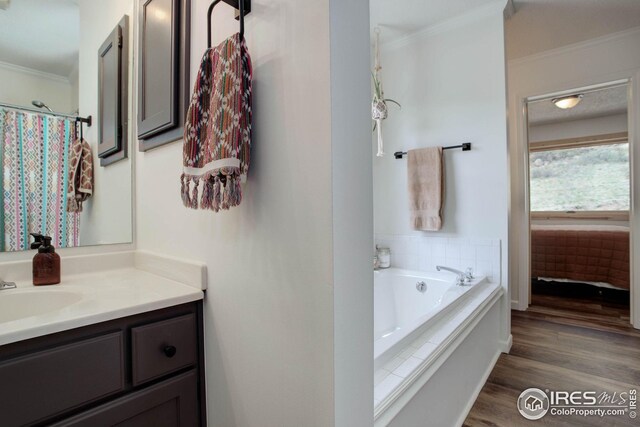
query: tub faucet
[
  {"left": 436, "top": 266, "right": 471, "bottom": 286},
  {"left": 0, "top": 280, "right": 16, "bottom": 290}
]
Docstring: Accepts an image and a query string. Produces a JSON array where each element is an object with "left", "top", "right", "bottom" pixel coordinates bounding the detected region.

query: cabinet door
[
  {"left": 0, "top": 332, "right": 124, "bottom": 427},
  {"left": 53, "top": 372, "right": 199, "bottom": 427}
]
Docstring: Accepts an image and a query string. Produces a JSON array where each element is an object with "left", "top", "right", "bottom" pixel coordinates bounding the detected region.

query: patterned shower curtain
[{"left": 0, "top": 109, "right": 80, "bottom": 252}]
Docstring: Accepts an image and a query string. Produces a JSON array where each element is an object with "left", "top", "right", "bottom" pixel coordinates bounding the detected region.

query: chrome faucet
[
  {"left": 436, "top": 266, "right": 473, "bottom": 286},
  {"left": 0, "top": 280, "right": 16, "bottom": 290}
]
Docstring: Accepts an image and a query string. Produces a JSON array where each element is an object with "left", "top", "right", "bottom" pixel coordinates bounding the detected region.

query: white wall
[
  {"left": 330, "top": 0, "right": 374, "bottom": 425},
  {"left": 374, "top": 12, "right": 508, "bottom": 240},
  {"left": 78, "top": 0, "right": 133, "bottom": 247},
  {"left": 0, "top": 62, "right": 75, "bottom": 113},
  {"left": 529, "top": 113, "right": 628, "bottom": 142},
  {"left": 507, "top": 27, "right": 640, "bottom": 322},
  {"left": 68, "top": 64, "right": 80, "bottom": 113},
  {"left": 373, "top": 5, "right": 510, "bottom": 342},
  {"left": 135, "top": 0, "right": 372, "bottom": 426}
]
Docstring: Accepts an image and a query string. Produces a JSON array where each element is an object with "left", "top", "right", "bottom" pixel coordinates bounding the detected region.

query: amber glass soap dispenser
[{"left": 30, "top": 233, "right": 60, "bottom": 285}]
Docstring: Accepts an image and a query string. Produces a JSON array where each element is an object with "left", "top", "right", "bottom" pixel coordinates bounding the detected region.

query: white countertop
[{"left": 0, "top": 266, "right": 205, "bottom": 346}]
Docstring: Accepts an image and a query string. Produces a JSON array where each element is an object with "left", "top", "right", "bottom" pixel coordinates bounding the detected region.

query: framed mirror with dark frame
[
  {"left": 137, "top": 0, "right": 191, "bottom": 152},
  {"left": 0, "top": 0, "right": 134, "bottom": 252},
  {"left": 98, "top": 16, "right": 129, "bottom": 166}
]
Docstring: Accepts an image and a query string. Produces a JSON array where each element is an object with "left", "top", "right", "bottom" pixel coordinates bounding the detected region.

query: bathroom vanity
[
  {"left": 0, "top": 301, "right": 206, "bottom": 427},
  {"left": 0, "top": 251, "right": 207, "bottom": 427},
  {"left": 0, "top": 1, "right": 209, "bottom": 425}
]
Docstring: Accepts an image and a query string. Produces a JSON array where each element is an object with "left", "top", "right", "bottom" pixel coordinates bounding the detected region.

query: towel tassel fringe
[
  {"left": 221, "top": 176, "right": 230, "bottom": 210},
  {"left": 190, "top": 177, "right": 199, "bottom": 209},
  {"left": 233, "top": 176, "right": 242, "bottom": 206},
  {"left": 181, "top": 171, "right": 243, "bottom": 211},
  {"left": 201, "top": 176, "right": 214, "bottom": 210},
  {"left": 212, "top": 176, "right": 221, "bottom": 212},
  {"left": 180, "top": 174, "right": 191, "bottom": 207}
]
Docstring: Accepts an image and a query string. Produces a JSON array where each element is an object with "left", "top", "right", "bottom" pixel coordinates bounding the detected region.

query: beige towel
[{"left": 407, "top": 147, "right": 444, "bottom": 231}]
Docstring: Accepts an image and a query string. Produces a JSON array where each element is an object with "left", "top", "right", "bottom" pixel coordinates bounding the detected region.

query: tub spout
[{"left": 436, "top": 266, "right": 470, "bottom": 286}]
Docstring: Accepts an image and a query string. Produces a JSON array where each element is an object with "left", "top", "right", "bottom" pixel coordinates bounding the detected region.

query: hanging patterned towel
[
  {"left": 67, "top": 137, "right": 93, "bottom": 213},
  {"left": 182, "top": 33, "right": 253, "bottom": 212}
]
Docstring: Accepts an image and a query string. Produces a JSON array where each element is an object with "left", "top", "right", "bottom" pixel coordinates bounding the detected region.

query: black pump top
[
  {"left": 30, "top": 233, "right": 44, "bottom": 250},
  {"left": 30, "top": 233, "right": 55, "bottom": 253}
]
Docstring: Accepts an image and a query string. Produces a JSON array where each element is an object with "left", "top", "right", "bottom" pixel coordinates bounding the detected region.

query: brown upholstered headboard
[{"left": 531, "top": 227, "right": 630, "bottom": 290}]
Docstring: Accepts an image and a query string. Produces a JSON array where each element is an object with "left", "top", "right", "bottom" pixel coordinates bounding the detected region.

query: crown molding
[
  {"left": 508, "top": 26, "right": 640, "bottom": 68},
  {"left": 0, "top": 60, "right": 70, "bottom": 84},
  {"left": 380, "top": 0, "right": 506, "bottom": 51}
]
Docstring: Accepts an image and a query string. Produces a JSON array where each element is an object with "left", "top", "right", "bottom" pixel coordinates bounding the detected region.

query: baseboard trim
[{"left": 500, "top": 334, "right": 513, "bottom": 354}]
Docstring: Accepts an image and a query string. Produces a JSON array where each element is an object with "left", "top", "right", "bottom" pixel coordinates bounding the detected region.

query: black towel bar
[{"left": 394, "top": 143, "right": 471, "bottom": 159}]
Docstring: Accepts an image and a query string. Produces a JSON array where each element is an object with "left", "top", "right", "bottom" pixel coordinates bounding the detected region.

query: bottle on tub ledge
[
  {"left": 376, "top": 245, "right": 391, "bottom": 269},
  {"left": 30, "top": 233, "right": 61, "bottom": 285}
]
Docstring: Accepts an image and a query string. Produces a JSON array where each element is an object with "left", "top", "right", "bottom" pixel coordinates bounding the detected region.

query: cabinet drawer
[
  {"left": 0, "top": 332, "right": 124, "bottom": 427},
  {"left": 131, "top": 314, "right": 197, "bottom": 386},
  {"left": 51, "top": 372, "right": 198, "bottom": 427}
]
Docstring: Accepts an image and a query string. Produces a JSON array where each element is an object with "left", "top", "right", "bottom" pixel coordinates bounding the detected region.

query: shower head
[{"left": 31, "top": 100, "right": 53, "bottom": 113}]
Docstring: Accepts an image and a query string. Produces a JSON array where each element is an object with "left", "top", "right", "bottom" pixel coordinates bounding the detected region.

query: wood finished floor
[{"left": 463, "top": 293, "right": 639, "bottom": 427}]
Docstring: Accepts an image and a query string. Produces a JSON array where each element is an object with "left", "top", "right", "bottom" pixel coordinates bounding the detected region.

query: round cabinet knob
[{"left": 163, "top": 345, "right": 177, "bottom": 358}]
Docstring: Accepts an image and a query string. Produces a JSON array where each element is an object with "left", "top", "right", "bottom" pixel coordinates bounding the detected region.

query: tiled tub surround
[
  {"left": 375, "top": 235, "right": 502, "bottom": 283},
  {"left": 373, "top": 268, "right": 502, "bottom": 422}
]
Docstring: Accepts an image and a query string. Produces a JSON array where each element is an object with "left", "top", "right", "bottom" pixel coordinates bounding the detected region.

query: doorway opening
[{"left": 524, "top": 82, "right": 632, "bottom": 323}]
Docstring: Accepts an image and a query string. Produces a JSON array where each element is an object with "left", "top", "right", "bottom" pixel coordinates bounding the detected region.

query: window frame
[{"left": 528, "top": 132, "right": 630, "bottom": 220}]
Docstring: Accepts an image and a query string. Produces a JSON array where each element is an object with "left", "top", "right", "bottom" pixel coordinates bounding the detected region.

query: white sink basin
[{"left": 0, "top": 289, "right": 83, "bottom": 323}]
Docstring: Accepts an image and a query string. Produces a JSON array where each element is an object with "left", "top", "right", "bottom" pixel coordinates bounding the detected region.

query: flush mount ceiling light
[{"left": 551, "top": 94, "right": 583, "bottom": 109}]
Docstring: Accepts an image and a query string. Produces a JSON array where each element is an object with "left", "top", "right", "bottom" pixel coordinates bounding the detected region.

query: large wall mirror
[{"left": 0, "top": 0, "right": 133, "bottom": 252}]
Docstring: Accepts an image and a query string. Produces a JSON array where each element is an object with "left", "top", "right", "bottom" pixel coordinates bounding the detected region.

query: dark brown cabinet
[
  {"left": 0, "top": 302, "right": 205, "bottom": 427},
  {"left": 50, "top": 372, "right": 198, "bottom": 427}
]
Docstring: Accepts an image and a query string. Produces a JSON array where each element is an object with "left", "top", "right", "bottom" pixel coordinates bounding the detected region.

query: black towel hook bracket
[
  {"left": 207, "top": 0, "right": 251, "bottom": 48},
  {"left": 75, "top": 115, "right": 91, "bottom": 141}
]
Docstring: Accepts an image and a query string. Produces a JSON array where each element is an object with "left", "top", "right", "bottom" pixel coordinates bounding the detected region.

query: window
[{"left": 529, "top": 143, "right": 630, "bottom": 213}]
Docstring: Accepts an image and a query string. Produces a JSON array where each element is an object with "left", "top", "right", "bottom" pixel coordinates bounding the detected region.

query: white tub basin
[{"left": 0, "top": 289, "right": 83, "bottom": 323}]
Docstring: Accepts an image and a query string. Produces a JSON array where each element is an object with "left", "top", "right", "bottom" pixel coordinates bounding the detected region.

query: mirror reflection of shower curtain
[{"left": 0, "top": 109, "right": 80, "bottom": 252}]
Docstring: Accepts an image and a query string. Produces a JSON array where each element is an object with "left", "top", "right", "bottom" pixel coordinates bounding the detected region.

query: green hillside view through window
[{"left": 529, "top": 143, "right": 630, "bottom": 212}]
